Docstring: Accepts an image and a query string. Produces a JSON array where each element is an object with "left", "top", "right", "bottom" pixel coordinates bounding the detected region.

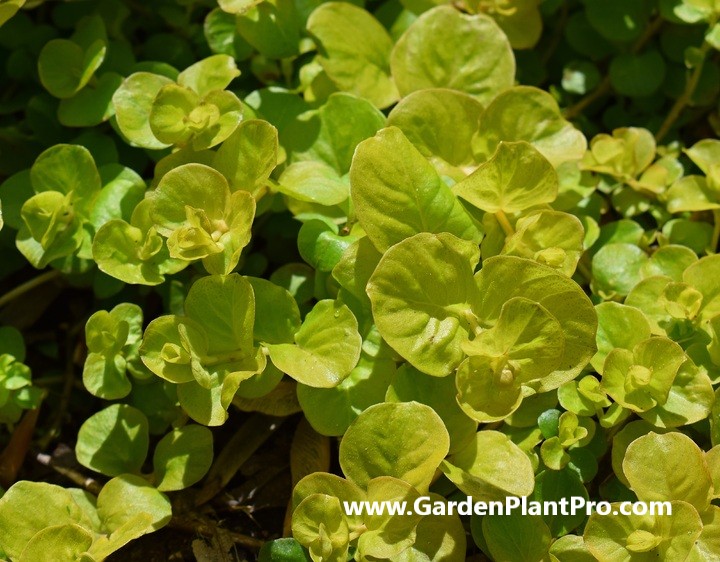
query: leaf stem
[
  {"left": 712, "top": 210, "right": 720, "bottom": 253},
  {"left": 655, "top": 42, "right": 712, "bottom": 143},
  {"left": 495, "top": 210, "right": 515, "bottom": 237},
  {"left": 0, "top": 269, "right": 62, "bottom": 309}
]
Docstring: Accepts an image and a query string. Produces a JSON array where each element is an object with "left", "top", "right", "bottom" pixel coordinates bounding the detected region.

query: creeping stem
[{"left": 495, "top": 210, "right": 515, "bottom": 237}]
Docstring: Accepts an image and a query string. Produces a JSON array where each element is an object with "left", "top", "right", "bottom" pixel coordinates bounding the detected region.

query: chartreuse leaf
[
  {"left": 213, "top": 119, "right": 278, "bottom": 192},
  {"left": 38, "top": 15, "right": 107, "bottom": 99},
  {"left": 149, "top": 86, "right": 244, "bottom": 151},
  {"left": 454, "top": 141, "right": 558, "bottom": 214},
  {"left": 0, "top": 1, "right": 25, "bottom": 28},
  {"left": 683, "top": 254, "right": 720, "bottom": 322},
  {"left": 357, "top": 477, "right": 423, "bottom": 560},
  {"left": 113, "top": 72, "right": 174, "bottom": 149},
  {"left": 339, "top": 401, "right": 450, "bottom": 492},
  {"left": 247, "top": 276, "right": 301, "bottom": 344},
  {"left": 292, "top": 494, "right": 350, "bottom": 562},
  {"left": 473, "top": 86, "right": 588, "bottom": 167},
  {"left": 307, "top": 2, "right": 398, "bottom": 109},
  {"left": 391, "top": 6, "right": 514, "bottom": 104},
  {"left": 581, "top": 127, "right": 656, "bottom": 180},
  {"left": 18, "top": 524, "right": 94, "bottom": 562},
  {"left": 0, "top": 482, "right": 98, "bottom": 560},
  {"left": 387, "top": 88, "right": 484, "bottom": 177},
  {"left": 501, "top": 211, "right": 585, "bottom": 276},
  {"left": 441, "top": 431, "right": 535, "bottom": 501},
  {"left": 267, "top": 299, "right": 361, "bottom": 388},
  {"left": 623, "top": 432, "right": 713, "bottom": 511},
  {"left": 152, "top": 424, "right": 213, "bottom": 491},
  {"left": 386, "top": 364, "right": 478, "bottom": 454},
  {"left": 150, "top": 163, "right": 255, "bottom": 275},
  {"left": 93, "top": 199, "right": 188, "bottom": 286},
  {"left": 470, "top": 0, "right": 543, "bottom": 49},
  {"left": 140, "top": 275, "right": 265, "bottom": 425},
  {"left": 367, "top": 232, "right": 481, "bottom": 377},
  {"left": 639, "top": 358, "right": 714, "bottom": 428},
  {"left": 177, "top": 54, "right": 240, "bottom": 97},
  {"left": 297, "top": 353, "right": 396, "bottom": 436},
  {"left": 601, "top": 338, "right": 686, "bottom": 413},
  {"left": 474, "top": 256, "right": 597, "bottom": 391},
  {"left": 457, "top": 297, "right": 565, "bottom": 423},
  {"left": 395, "top": 498, "right": 467, "bottom": 562},
  {"left": 293, "top": 472, "right": 366, "bottom": 535},
  {"left": 91, "top": 474, "right": 171, "bottom": 559},
  {"left": 75, "top": 404, "right": 150, "bottom": 477},
  {"left": 533, "top": 469, "right": 589, "bottom": 536},
  {"left": 592, "top": 302, "right": 652, "bottom": 373},
  {"left": 549, "top": 534, "right": 595, "bottom": 561},
  {"left": 482, "top": 512, "right": 551, "bottom": 562},
  {"left": 350, "top": 127, "right": 480, "bottom": 252},
  {"left": 584, "top": 500, "right": 702, "bottom": 562},
  {"left": 83, "top": 302, "right": 146, "bottom": 399}
]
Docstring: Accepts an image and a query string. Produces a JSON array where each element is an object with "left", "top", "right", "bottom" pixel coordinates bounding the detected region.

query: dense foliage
[{"left": 1, "top": 0, "right": 720, "bottom": 560}]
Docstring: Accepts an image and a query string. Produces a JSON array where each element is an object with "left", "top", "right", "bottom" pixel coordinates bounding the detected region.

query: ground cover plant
[{"left": 0, "top": 0, "right": 720, "bottom": 560}]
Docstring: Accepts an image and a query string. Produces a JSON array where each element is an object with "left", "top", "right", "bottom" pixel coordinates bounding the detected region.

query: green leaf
[
  {"left": 58, "top": 72, "right": 124, "bottom": 127},
  {"left": 454, "top": 141, "right": 558, "bottom": 214},
  {"left": 665, "top": 175, "right": 720, "bottom": 212},
  {"left": 482, "top": 512, "right": 551, "bottom": 562},
  {"left": 387, "top": 88, "right": 484, "bottom": 172},
  {"left": 38, "top": 38, "right": 106, "bottom": 99},
  {"left": 473, "top": 86, "right": 588, "bottom": 167},
  {"left": 623, "top": 432, "right": 713, "bottom": 511},
  {"left": 258, "top": 538, "right": 312, "bottom": 562},
  {"left": 153, "top": 425, "right": 213, "bottom": 491},
  {"left": 75, "top": 404, "right": 150, "bottom": 477},
  {"left": 585, "top": 0, "right": 653, "bottom": 42},
  {"left": 532, "top": 469, "right": 589, "bottom": 536},
  {"left": 307, "top": 2, "right": 399, "bottom": 108},
  {"left": 247, "top": 276, "right": 301, "bottom": 344},
  {"left": 279, "top": 162, "right": 349, "bottom": 207},
  {"left": 440, "top": 431, "right": 535, "bottom": 501},
  {"left": 351, "top": 127, "right": 480, "bottom": 253},
  {"left": 112, "top": 72, "right": 174, "bottom": 149},
  {"left": 592, "top": 243, "right": 648, "bottom": 298},
  {"left": 368, "top": 232, "right": 481, "bottom": 376},
  {"left": 391, "top": 6, "right": 514, "bottom": 104},
  {"left": 339, "top": 401, "right": 450, "bottom": 492},
  {"left": 236, "top": 0, "right": 302, "bottom": 59},
  {"left": 267, "top": 299, "right": 361, "bottom": 387},
  {"left": 609, "top": 50, "right": 667, "bottom": 97}
]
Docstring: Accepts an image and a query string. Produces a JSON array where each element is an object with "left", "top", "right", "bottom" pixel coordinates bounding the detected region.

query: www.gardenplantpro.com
[{"left": 1, "top": 0, "right": 720, "bottom": 561}]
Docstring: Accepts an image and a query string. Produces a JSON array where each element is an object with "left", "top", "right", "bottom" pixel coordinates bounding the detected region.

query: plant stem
[
  {"left": 35, "top": 451, "right": 103, "bottom": 495},
  {"left": 495, "top": 210, "right": 515, "bottom": 237},
  {"left": 0, "top": 270, "right": 61, "bottom": 309},
  {"left": 655, "top": 42, "right": 712, "bottom": 143}
]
